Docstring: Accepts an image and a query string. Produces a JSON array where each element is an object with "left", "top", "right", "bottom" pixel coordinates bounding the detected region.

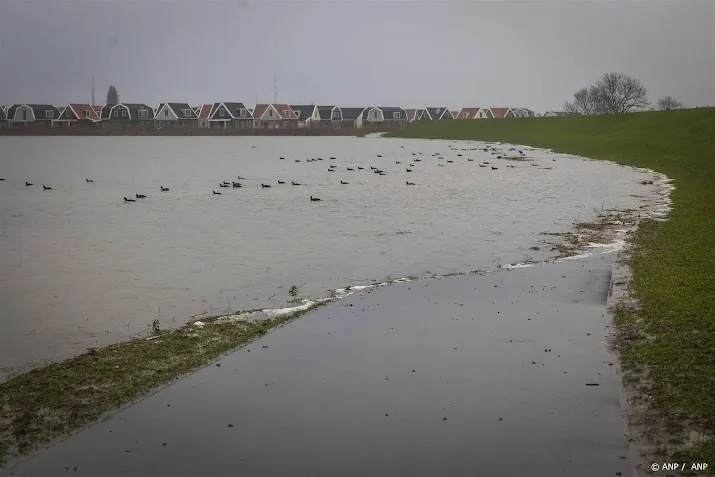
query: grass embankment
[
  {"left": 0, "top": 303, "right": 325, "bottom": 466},
  {"left": 391, "top": 109, "right": 715, "bottom": 465}
]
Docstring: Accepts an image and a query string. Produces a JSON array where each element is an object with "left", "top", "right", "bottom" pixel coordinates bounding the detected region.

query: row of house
[{"left": 0, "top": 103, "right": 566, "bottom": 129}]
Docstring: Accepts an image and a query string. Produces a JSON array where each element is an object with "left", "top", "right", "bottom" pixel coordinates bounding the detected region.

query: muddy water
[
  {"left": 3, "top": 256, "right": 632, "bottom": 477},
  {"left": 0, "top": 136, "right": 655, "bottom": 377}
]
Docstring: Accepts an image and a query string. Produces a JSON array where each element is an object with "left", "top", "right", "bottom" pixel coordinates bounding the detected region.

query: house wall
[
  {"left": 364, "top": 108, "right": 384, "bottom": 122},
  {"left": 476, "top": 110, "right": 488, "bottom": 118},
  {"left": 156, "top": 104, "right": 178, "bottom": 121},
  {"left": 11, "top": 105, "right": 35, "bottom": 122},
  {"left": 109, "top": 105, "right": 131, "bottom": 121}
]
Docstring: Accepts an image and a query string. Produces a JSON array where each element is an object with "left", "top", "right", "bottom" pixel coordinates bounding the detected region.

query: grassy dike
[
  {"left": 390, "top": 108, "right": 715, "bottom": 465},
  {"left": 0, "top": 303, "right": 326, "bottom": 466}
]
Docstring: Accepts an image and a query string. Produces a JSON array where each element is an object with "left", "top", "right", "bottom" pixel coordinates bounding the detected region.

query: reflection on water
[{"left": 0, "top": 136, "right": 649, "bottom": 378}]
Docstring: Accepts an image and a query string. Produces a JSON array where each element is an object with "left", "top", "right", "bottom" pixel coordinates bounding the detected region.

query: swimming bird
[
  {"left": 135, "top": 193, "right": 146, "bottom": 198},
  {"left": 340, "top": 181, "right": 349, "bottom": 185},
  {"left": 357, "top": 166, "right": 364, "bottom": 170},
  {"left": 26, "top": 182, "right": 33, "bottom": 187},
  {"left": 438, "top": 164, "right": 445, "bottom": 167},
  {"left": 347, "top": 167, "right": 354, "bottom": 171},
  {"left": 379, "top": 172, "right": 386, "bottom": 176},
  {"left": 457, "top": 154, "right": 462, "bottom": 157},
  {"left": 396, "top": 161, "right": 401, "bottom": 164},
  {"left": 277, "top": 180, "right": 286, "bottom": 184},
  {"left": 213, "top": 191, "right": 222, "bottom": 195},
  {"left": 317, "top": 158, "right": 323, "bottom": 161},
  {"left": 406, "top": 168, "right": 413, "bottom": 172},
  {"left": 86, "top": 179, "right": 94, "bottom": 183},
  {"left": 483, "top": 161, "right": 490, "bottom": 165},
  {"left": 447, "top": 160, "right": 454, "bottom": 163},
  {"left": 329, "top": 164, "right": 336, "bottom": 168},
  {"left": 237, "top": 176, "right": 246, "bottom": 180},
  {"left": 219, "top": 183, "right": 229, "bottom": 188},
  {"left": 261, "top": 183, "right": 271, "bottom": 188},
  {"left": 160, "top": 186, "right": 170, "bottom": 191},
  {"left": 492, "top": 166, "right": 498, "bottom": 170},
  {"left": 222, "top": 181, "right": 230, "bottom": 185},
  {"left": 330, "top": 157, "right": 336, "bottom": 160},
  {"left": 310, "top": 195, "right": 321, "bottom": 201},
  {"left": 292, "top": 181, "right": 301, "bottom": 186},
  {"left": 479, "top": 164, "right": 486, "bottom": 168},
  {"left": 414, "top": 159, "right": 421, "bottom": 162},
  {"left": 412, "top": 153, "right": 416, "bottom": 156},
  {"left": 377, "top": 154, "right": 382, "bottom": 158},
  {"left": 233, "top": 182, "right": 242, "bottom": 188},
  {"left": 467, "top": 158, "right": 474, "bottom": 162},
  {"left": 43, "top": 185, "right": 52, "bottom": 190},
  {"left": 0, "top": 178, "right": 4, "bottom": 181},
  {"left": 409, "top": 164, "right": 414, "bottom": 167},
  {"left": 406, "top": 181, "right": 415, "bottom": 186},
  {"left": 280, "top": 157, "right": 285, "bottom": 160},
  {"left": 328, "top": 168, "right": 335, "bottom": 172},
  {"left": 370, "top": 166, "right": 376, "bottom": 170},
  {"left": 295, "top": 159, "right": 301, "bottom": 163},
  {"left": 252, "top": 146, "right": 256, "bottom": 148},
  {"left": 124, "top": 197, "right": 136, "bottom": 202}
]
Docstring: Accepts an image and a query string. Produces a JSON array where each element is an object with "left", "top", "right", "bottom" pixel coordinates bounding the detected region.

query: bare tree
[
  {"left": 590, "top": 72, "right": 649, "bottom": 114},
  {"left": 563, "top": 100, "right": 581, "bottom": 115},
  {"left": 106, "top": 85, "right": 120, "bottom": 104},
  {"left": 656, "top": 96, "right": 684, "bottom": 111}
]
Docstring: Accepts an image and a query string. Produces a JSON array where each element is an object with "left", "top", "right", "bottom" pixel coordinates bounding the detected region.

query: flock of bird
[{"left": 1, "top": 143, "right": 551, "bottom": 204}]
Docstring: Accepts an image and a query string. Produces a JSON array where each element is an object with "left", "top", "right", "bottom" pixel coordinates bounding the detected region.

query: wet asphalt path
[{"left": 4, "top": 255, "right": 631, "bottom": 477}]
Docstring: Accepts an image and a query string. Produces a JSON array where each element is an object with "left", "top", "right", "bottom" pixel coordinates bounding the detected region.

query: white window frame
[
  {"left": 392, "top": 112, "right": 400, "bottom": 119},
  {"left": 239, "top": 108, "right": 247, "bottom": 117},
  {"left": 84, "top": 110, "right": 92, "bottom": 118},
  {"left": 138, "top": 109, "right": 149, "bottom": 118},
  {"left": 164, "top": 109, "right": 169, "bottom": 117},
  {"left": 282, "top": 110, "right": 291, "bottom": 118},
  {"left": 463, "top": 112, "right": 469, "bottom": 118},
  {"left": 268, "top": 109, "right": 273, "bottom": 117},
  {"left": 113, "top": 110, "right": 119, "bottom": 118},
  {"left": 121, "top": 109, "right": 128, "bottom": 117},
  {"left": 294, "top": 111, "right": 301, "bottom": 119},
  {"left": 219, "top": 108, "right": 225, "bottom": 117},
  {"left": 45, "top": 110, "right": 54, "bottom": 119}
]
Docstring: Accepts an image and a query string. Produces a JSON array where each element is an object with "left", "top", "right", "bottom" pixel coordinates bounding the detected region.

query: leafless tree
[
  {"left": 563, "top": 87, "right": 599, "bottom": 115},
  {"left": 656, "top": 96, "right": 684, "bottom": 111},
  {"left": 590, "top": 72, "right": 649, "bottom": 114}
]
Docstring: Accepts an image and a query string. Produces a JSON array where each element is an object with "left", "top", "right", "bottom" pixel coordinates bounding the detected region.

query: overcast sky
[{"left": 0, "top": 0, "right": 713, "bottom": 112}]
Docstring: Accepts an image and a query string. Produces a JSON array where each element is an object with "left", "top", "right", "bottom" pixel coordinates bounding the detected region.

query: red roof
[
  {"left": 489, "top": 108, "right": 511, "bottom": 119},
  {"left": 450, "top": 110, "right": 459, "bottom": 119},
  {"left": 254, "top": 104, "right": 297, "bottom": 120},
  {"left": 198, "top": 104, "right": 212, "bottom": 120},
  {"left": 69, "top": 104, "right": 100, "bottom": 121},
  {"left": 405, "top": 108, "right": 417, "bottom": 121},
  {"left": 456, "top": 107, "right": 483, "bottom": 119}
]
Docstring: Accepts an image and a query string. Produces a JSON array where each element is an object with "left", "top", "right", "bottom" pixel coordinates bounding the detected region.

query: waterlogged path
[{"left": 5, "top": 254, "right": 633, "bottom": 477}]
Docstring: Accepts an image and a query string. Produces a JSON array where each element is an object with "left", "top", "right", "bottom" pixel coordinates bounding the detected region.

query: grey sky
[{"left": 1, "top": 0, "right": 713, "bottom": 112}]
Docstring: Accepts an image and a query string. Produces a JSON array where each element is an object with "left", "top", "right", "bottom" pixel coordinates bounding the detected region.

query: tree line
[{"left": 563, "top": 72, "right": 683, "bottom": 115}]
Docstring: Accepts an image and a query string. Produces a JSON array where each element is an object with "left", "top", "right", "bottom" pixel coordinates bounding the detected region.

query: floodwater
[
  {"left": 3, "top": 256, "right": 633, "bottom": 477},
  {"left": 0, "top": 136, "right": 653, "bottom": 377}
]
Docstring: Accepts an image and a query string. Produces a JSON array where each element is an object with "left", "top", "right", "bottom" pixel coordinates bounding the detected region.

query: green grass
[
  {"left": 0, "top": 303, "right": 326, "bottom": 467},
  {"left": 390, "top": 109, "right": 715, "bottom": 464}
]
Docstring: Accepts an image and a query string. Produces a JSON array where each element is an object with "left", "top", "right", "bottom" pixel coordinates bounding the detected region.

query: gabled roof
[
  {"left": 209, "top": 102, "right": 250, "bottom": 120},
  {"left": 289, "top": 105, "right": 316, "bottom": 121},
  {"left": 68, "top": 104, "right": 101, "bottom": 121},
  {"left": 457, "top": 107, "right": 483, "bottom": 119},
  {"left": 425, "top": 107, "right": 450, "bottom": 119},
  {"left": 253, "top": 104, "right": 297, "bottom": 120},
  {"left": 0, "top": 106, "right": 6, "bottom": 121},
  {"left": 450, "top": 110, "right": 459, "bottom": 119},
  {"left": 157, "top": 103, "right": 198, "bottom": 119},
  {"left": 415, "top": 109, "right": 427, "bottom": 120},
  {"left": 6, "top": 105, "right": 19, "bottom": 118},
  {"left": 316, "top": 106, "right": 336, "bottom": 120},
  {"left": 489, "top": 108, "right": 512, "bottom": 118},
  {"left": 338, "top": 107, "right": 366, "bottom": 121},
  {"left": 198, "top": 104, "right": 212, "bottom": 120},
  {"left": 375, "top": 107, "right": 407, "bottom": 120},
  {"left": 405, "top": 109, "right": 417, "bottom": 121}
]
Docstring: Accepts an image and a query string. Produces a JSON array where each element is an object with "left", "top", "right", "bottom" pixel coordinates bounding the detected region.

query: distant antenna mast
[
  {"left": 273, "top": 74, "right": 278, "bottom": 104},
  {"left": 91, "top": 76, "right": 95, "bottom": 106}
]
